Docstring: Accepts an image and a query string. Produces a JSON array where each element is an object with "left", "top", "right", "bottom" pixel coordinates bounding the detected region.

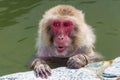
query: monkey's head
[{"left": 38, "top": 5, "right": 95, "bottom": 55}]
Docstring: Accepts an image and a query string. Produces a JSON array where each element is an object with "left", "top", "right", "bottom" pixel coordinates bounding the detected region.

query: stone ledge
[{"left": 0, "top": 57, "right": 120, "bottom": 80}]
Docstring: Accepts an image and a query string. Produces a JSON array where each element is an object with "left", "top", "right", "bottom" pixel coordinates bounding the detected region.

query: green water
[{"left": 0, "top": 0, "right": 120, "bottom": 76}]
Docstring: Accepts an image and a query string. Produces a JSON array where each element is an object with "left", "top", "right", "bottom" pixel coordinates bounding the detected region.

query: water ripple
[
  {"left": 17, "top": 37, "right": 27, "bottom": 43},
  {"left": 0, "top": 0, "right": 40, "bottom": 27},
  {"left": 80, "top": 0, "right": 96, "bottom": 4}
]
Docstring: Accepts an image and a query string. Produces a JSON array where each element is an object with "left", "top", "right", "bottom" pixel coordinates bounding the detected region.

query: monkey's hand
[
  {"left": 67, "top": 54, "right": 88, "bottom": 69},
  {"left": 31, "top": 58, "right": 51, "bottom": 79}
]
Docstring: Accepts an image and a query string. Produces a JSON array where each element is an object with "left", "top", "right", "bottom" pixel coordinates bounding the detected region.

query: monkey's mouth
[{"left": 56, "top": 46, "right": 66, "bottom": 53}]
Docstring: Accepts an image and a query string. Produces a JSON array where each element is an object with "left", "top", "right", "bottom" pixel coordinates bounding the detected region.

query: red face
[{"left": 50, "top": 20, "right": 73, "bottom": 53}]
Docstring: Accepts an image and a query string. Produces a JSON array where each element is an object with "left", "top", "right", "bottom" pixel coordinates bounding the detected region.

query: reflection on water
[{"left": 0, "top": 0, "right": 120, "bottom": 76}]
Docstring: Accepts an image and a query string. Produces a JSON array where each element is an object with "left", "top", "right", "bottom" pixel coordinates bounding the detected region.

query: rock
[
  {"left": 0, "top": 67, "right": 100, "bottom": 80},
  {"left": 102, "top": 57, "right": 120, "bottom": 80},
  {"left": 0, "top": 57, "right": 120, "bottom": 80}
]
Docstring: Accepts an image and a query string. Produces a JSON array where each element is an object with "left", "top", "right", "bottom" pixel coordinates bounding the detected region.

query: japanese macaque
[{"left": 31, "top": 5, "right": 102, "bottom": 78}]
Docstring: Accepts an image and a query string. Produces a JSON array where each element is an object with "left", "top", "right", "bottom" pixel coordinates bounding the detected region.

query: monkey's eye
[
  {"left": 63, "top": 22, "right": 70, "bottom": 27},
  {"left": 53, "top": 22, "right": 60, "bottom": 27},
  {"left": 63, "top": 21, "right": 73, "bottom": 28}
]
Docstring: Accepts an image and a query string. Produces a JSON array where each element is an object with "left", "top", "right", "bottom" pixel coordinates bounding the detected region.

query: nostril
[
  {"left": 58, "top": 34, "right": 64, "bottom": 40},
  {"left": 61, "top": 38, "right": 63, "bottom": 40},
  {"left": 58, "top": 37, "right": 64, "bottom": 40},
  {"left": 61, "top": 38, "right": 64, "bottom": 40}
]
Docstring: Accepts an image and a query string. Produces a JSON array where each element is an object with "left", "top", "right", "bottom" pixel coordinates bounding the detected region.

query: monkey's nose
[{"left": 58, "top": 36, "right": 64, "bottom": 40}]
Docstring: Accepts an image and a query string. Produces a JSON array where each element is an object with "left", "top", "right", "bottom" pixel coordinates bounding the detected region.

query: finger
[
  {"left": 67, "top": 58, "right": 73, "bottom": 65},
  {"left": 35, "top": 65, "right": 46, "bottom": 78},
  {"left": 67, "top": 58, "right": 75, "bottom": 67},
  {"left": 35, "top": 70, "right": 40, "bottom": 77},
  {"left": 41, "top": 67, "right": 49, "bottom": 79},
  {"left": 40, "top": 65, "right": 50, "bottom": 79},
  {"left": 45, "top": 66, "right": 51, "bottom": 76},
  {"left": 77, "top": 55, "right": 87, "bottom": 64},
  {"left": 35, "top": 68, "right": 44, "bottom": 78},
  {"left": 67, "top": 62, "right": 75, "bottom": 68},
  {"left": 72, "top": 62, "right": 81, "bottom": 68},
  {"left": 41, "top": 64, "right": 52, "bottom": 79},
  {"left": 69, "top": 61, "right": 79, "bottom": 69}
]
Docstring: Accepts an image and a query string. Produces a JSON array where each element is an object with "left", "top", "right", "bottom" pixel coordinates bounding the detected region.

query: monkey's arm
[
  {"left": 31, "top": 57, "right": 51, "bottom": 78},
  {"left": 67, "top": 47, "right": 102, "bottom": 69}
]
